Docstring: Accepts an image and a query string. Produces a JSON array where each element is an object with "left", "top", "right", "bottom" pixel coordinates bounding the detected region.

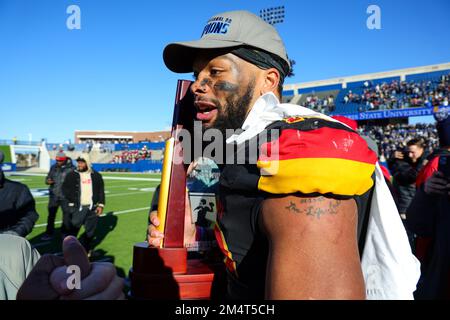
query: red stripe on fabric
[
  {"left": 416, "top": 156, "right": 439, "bottom": 187},
  {"left": 259, "top": 128, "right": 377, "bottom": 164},
  {"left": 214, "top": 224, "right": 236, "bottom": 273},
  {"left": 380, "top": 164, "right": 392, "bottom": 181}
]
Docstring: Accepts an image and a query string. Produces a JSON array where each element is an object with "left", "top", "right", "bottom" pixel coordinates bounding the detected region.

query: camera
[{"left": 396, "top": 147, "right": 410, "bottom": 162}]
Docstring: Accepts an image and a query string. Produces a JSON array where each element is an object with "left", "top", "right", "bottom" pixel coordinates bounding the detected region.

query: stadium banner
[
  {"left": 114, "top": 142, "right": 165, "bottom": 151},
  {"left": 344, "top": 106, "right": 446, "bottom": 121},
  {"left": 1, "top": 163, "right": 16, "bottom": 172},
  {"left": 91, "top": 160, "right": 162, "bottom": 173}
]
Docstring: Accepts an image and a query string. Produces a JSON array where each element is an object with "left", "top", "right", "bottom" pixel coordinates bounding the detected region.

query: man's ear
[{"left": 261, "top": 68, "right": 281, "bottom": 96}]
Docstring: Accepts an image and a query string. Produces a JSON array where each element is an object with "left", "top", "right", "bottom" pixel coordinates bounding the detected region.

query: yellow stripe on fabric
[
  {"left": 215, "top": 222, "right": 237, "bottom": 274},
  {"left": 258, "top": 157, "right": 375, "bottom": 196}
]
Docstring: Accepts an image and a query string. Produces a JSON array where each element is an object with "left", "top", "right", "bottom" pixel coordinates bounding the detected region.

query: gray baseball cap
[{"left": 163, "top": 10, "right": 290, "bottom": 73}]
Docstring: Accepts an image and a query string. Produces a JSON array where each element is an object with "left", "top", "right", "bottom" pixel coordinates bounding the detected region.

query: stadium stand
[
  {"left": 45, "top": 141, "right": 165, "bottom": 172},
  {"left": 283, "top": 63, "right": 450, "bottom": 118},
  {"left": 335, "top": 73, "right": 448, "bottom": 115},
  {"left": 296, "top": 89, "right": 339, "bottom": 114}
]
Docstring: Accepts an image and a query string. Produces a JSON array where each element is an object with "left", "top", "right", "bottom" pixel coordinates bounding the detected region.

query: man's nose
[{"left": 191, "top": 77, "right": 208, "bottom": 94}]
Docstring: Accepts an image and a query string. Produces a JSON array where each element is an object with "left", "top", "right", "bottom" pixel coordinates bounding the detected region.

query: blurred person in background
[
  {"left": 388, "top": 138, "right": 428, "bottom": 250},
  {"left": 0, "top": 151, "right": 39, "bottom": 237},
  {"left": 406, "top": 110, "right": 450, "bottom": 299},
  {"left": 62, "top": 156, "right": 105, "bottom": 258},
  {"left": 0, "top": 234, "right": 40, "bottom": 300},
  {"left": 41, "top": 151, "right": 74, "bottom": 241}
]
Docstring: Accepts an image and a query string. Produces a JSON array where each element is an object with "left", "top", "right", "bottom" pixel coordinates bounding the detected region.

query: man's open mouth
[{"left": 195, "top": 101, "right": 218, "bottom": 121}]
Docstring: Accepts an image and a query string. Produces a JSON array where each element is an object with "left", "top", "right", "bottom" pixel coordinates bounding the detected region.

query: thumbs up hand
[{"left": 17, "top": 236, "right": 125, "bottom": 300}]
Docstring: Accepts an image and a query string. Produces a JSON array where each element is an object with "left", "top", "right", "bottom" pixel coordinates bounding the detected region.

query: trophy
[{"left": 129, "top": 80, "right": 226, "bottom": 299}]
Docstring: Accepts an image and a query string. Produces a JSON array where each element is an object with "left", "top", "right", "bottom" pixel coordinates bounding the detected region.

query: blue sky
[{"left": 1, "top": 0, "right": 449, "bottom": 143}]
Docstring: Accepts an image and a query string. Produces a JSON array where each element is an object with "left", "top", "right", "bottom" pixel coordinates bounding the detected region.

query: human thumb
[
  {"left": 62, "top": 236, "right": 91, "bottom": 279},
  {"left": 49, "top": 236, "right": 91, "bottom": 296}
]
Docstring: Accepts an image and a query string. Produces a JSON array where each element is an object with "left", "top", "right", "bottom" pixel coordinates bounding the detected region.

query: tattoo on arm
[
  {"left": 284, "top": 197, "right": 342, "bottom": 219},
  {"left": 285, "top": 201, "right": 300, "bottom": 213}
]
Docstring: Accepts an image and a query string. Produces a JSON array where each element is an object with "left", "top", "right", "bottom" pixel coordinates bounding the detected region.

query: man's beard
[{"left": 212, "top": 79, "right": 255, "bottom": 136}]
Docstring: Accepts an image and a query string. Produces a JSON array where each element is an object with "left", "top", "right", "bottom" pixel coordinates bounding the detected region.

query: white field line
[
  {"left": 35, "top": 196, "right": 51, "bottom": 200},
  {"left": 104, "top": 176, "right": 160, "bottom": 181},
  {"left": 103, "top": 184, "right": 156, "bottom": 189},
  {"left": 32, "top": 182, "right": 156, "bottom": 196},
  {"left": 33, "top": 206, "right": 151, "bottom": 228},
  {"left": 35, "top": 189, "right": 155, "bottom": 204},
  {"left": 6, "top": 172, "right": 160, "bottom": 181},
  {"left": 5, "top": 172, "right": 47, "bottom": 177}
]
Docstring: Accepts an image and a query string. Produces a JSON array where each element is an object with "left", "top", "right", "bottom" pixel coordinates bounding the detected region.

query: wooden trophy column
[{"left": 129, "top": 80, "right": 224, "bottom": 299}]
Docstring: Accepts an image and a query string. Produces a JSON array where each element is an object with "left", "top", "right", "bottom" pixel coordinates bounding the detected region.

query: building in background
[{"left": 74, "top": 130, "right": 171, "bottom": 144}]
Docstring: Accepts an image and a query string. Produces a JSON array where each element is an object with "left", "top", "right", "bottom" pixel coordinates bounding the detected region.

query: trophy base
[{"left": 129, "top": 242, "right": 225, "bottom": 299}]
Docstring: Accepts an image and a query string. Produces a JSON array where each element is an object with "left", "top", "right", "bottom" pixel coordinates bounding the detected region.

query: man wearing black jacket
[
  {"left": 0, "top": 151, "right": 39, "bottom": 237},
  {"left": 388, "top": 138, "right": 428, "bottom": 251},
  {"left": 389, "top": 138, "right": 428, "bottom": 217},
  {"left": 62, "top": 155, "right": 105, "bottom": 255},
  {"left": 42, "top": 152, "right": 74, "bottom": 240}
]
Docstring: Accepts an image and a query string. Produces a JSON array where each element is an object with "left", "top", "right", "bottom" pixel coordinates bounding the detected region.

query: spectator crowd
[
  {"left": 111, "top": 146, "right": 153, "bottom": 164},
  {"left": 303, "top": 93, "right": 336, "bottom": 113},
  {"left": 360, "top": 123, "right": 439, "bottom": 162},
  {"left": 343, "top": 73, "right": 450, "bottom": 112}
]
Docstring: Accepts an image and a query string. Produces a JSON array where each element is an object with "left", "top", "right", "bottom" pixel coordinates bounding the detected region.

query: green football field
[{"left": 6, "top": 172, "right": 161, "bottom": 279}]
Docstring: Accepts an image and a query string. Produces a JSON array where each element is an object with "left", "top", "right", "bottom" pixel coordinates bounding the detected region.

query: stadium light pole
[
  {"left": 259, "top": 6, "right": 285, "bottom": 26},
  {"left": 259, "top": 5, "right": 295, "bottom": 78}
]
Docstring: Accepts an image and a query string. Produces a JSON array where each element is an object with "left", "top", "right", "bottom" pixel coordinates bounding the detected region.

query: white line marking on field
[
  {"left": 33, "top": 206, "right": 151, "bottom": 228},
  {"left": 128, "top": 187, "right": 156, "bottom": 192},
  {"left": 35, "top": 189, "right": 156, "bottom": 204},
  {"left": 7, "top": 172, "right": 160, "bottom": 181},
  {"left": 5, "top": 173, "right": 47, "bottom": 177},
  {"left": 35, "top": 196, "right": 49, "bottom": 199},
  {"left": 103, "top": 176, "right": 160, "bottom": 181},
  {"left": 105, "top": 183, "right": 155, "bottom": 189},
  {"left": 102, "top": 191, "right": 155, "bottom": 198}
]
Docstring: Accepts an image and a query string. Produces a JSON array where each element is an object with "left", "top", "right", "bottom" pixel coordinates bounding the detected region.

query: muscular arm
[{"left": 260, "top": 195, "right": 365, "bottom": 300}]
